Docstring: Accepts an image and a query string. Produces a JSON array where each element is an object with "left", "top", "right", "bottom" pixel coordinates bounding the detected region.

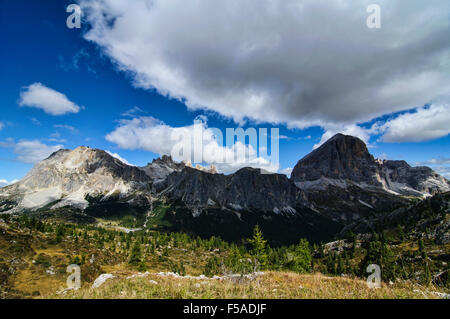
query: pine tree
[
  {"left": 319, "top": 243, "right": 325, "bottom": 258},
  {"left": 345, "top": 253, "right": 353, "bottom": 275},
  {"left": 360, "top": 241, "right": 397, "bottom": 282},
  {"left": 205, "top": 256, "right": 221, "bottom": 277},
  {"left": 129, "top": 242, "right": 143, "bottom": 265},
  {"left": 293, "top": 238, "right": 312, "bottom": 273},
  {"left": 138, "top": 260, "right": 148, "bottom": 272},
  {"left": 247, "top": 225, "right": 268, "bottom": 269},
  {"left": 423, "top": 261, "right": 431, "bottom": 285},
  {"left": 445, "top": 263, "right": 450, "bottom": 288},
  {"left": 337, "top": 254, "right": 344, "bottom": 275},
  {"left": 418, "top": 239, "right": 426, "bottom": 258},
  {"left": 326, "top": 253, "right": 335, "bottom": 274},
  {"left": 351, "top": 236, "right": 357, "bottom": 258},
  {"left": 397, "top": 225, "right": 405, "bottom": 240}
]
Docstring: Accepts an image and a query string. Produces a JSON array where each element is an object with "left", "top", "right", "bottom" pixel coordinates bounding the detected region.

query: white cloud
[
  {"left": 0, "top": 179, "right": 19, "bottom": 188},
  {"left": 421, "top": 157, "right": 450, "bottom": 165},
  {"left": 279, "top": 167, "right": 293, "bottom": 177},
  {"left": 19, "top": 83, "right": 81, "bottom": 116},
  {"left": 46, "top": 132, "right": 67, "bottom": 143},
  {"left": 314, "top": 123, "right": 373, "bottom": 149},
  {"left": 121, "top": 106, "right": 146, "bottom": 117},
  {"left": 312, "top": 102, "right": 450, "bottom": 150},
  {"left": 378, "top": 104, "right": 450, "bottom": 142},
  {"left": 0, "top": 122, "right": 4, "bottom": 131},
  {"left": 432, "top": 166, "right": 450, "bottom": 179},
  {"left": 105, "top": 150, "right": 133, "bottom": 166},
  {"left": 54, "top": 124, "right": 78, "bottom": 133},
  {"left": 47, "top": 138, "right": 67, "bottom": 143},
  {"left": 0, "top": 138, "right": 15, "bottom": 148},
  {"left": 14, "top": 140, "right": 64, "bottom": 164},
  {"left": 31, "top": 118, "right": 41, "bottom": 126},
  {"left": 105, "top": 117, "right": 278, "bottom": 173},
  {"left": 79, "top": 0, "right": 450, "bottom": 129}
]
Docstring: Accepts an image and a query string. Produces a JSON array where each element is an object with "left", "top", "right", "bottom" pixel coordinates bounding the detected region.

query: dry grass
[{"left": 47, "top": 271, "right": 445, "bottom": 299}]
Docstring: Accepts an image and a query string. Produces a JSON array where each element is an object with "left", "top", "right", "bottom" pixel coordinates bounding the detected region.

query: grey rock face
[
  {"left": 340, "top": 191, "right": 450, "bottom": 242},
  {"left": 140, "top": 155, "right": 185, "bottom": 181},
  {"left": 292, "top": 134, "right": 379, "bottom": 183},
  {"left": 1, "top": 134, "right": 448, "bottom": 231},
  {"left": 155, "top": 167, "right": 306, "bottom": 214},
  {"left": 379, "top": 160, "right": 449, "bottom": 196},
  {"left": 292, "top": 134, "right": 450, "bottom": 197},
  {"left": 290, "top": 134, "right": 449, "bottom": 223}
]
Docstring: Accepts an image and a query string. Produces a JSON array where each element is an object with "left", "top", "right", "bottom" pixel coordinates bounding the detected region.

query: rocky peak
[
  {"left": 155, "top": 166, "right": 305, "bottom": 214},
  {"left": 151, "top": 154, "right": 175, "bottom": 165},
  {"left": 291, "top": 133, "right": 450, "bottom": 197},
  {"left": 0, "top": 147, "right": 150, "bottom": 211},
  {"left": 291, "top": 134, "right": 378, "bottom": 183},
  {"left": 140, "top": 155, "right": 185, "bottom": 181},
  {"left": 379, "top": 161, "right": 449, "bottom": 196}
]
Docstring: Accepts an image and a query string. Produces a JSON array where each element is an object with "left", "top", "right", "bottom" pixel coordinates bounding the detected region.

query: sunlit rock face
[{"left": 0, "top": 146, "right": 152, "bottom": 211}]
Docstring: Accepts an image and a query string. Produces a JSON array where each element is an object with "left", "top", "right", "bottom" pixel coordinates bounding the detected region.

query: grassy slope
[
  {"left": 52, "top": 271, "right": 442, "bottom": 299},
  {"left": 1, "top": 217, "right": 449, "bottom": 299}
]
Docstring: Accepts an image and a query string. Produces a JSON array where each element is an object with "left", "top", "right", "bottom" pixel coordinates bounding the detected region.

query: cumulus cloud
[
  {"left": 105, "top": 117, "right": 278, "bottom": 173},
  {"left": 433, "top": 167, "right": 450, "bottom": 179},
  {"left": 420, "top": 157, "right": 450, "bottom": 166},
  {"left": 19, "top": 83, "right": 81, "bottom": 115},
  {"left": 121, "top": 106, "right": 146, "bottom": 118},
  {"left": 79, "top": 0, "right": 450, "bottom": 128},
  {"left": 312, "top": 102, "right": 450, "bottom": 149},
  {"left": 105, "top": 150, "right": 133, "bottom": 166},
  {"left": 314, "top": 123, "right": 373, "bottom": 149},
  {"left": 13, "top": 140, "right": 64, "bottom": 164},
  {"left": 378, "top": 104, "right": 450, "bottom": 142}
]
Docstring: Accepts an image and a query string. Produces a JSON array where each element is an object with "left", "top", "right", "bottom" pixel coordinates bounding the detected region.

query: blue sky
[{"left": 0, "top": 0, "right": 449, "bottom": 184}]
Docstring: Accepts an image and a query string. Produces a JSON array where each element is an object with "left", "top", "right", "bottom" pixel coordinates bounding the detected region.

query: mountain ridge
[
  {"left": 292, "top": 134, "right": 449, "bottom": 197},
  {"left": 0, "top": 134, "right": 449, "bottom": 244}
]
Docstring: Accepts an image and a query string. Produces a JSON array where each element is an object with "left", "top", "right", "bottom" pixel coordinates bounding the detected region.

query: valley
[{"left": 0, "top": 134, "right": 449, "bottom": 299}]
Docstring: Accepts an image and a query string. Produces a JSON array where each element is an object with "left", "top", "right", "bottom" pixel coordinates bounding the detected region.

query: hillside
[{"left": 0, "top": 208, "right": 448, "bottom": 299}]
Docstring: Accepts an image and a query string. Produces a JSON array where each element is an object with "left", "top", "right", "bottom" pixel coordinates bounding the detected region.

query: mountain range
[{"left": 1, "top": 133, "right": 449, "bottom": 244}]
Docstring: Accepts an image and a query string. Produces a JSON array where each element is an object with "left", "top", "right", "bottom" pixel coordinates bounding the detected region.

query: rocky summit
[
  {"left": 292, "top": 134, "right": 378, "bottom": 183},
  {"left": 0, "top": 134, "right": 449, "bottom": 244},
  {"left": 140, "top": 155, "right": 186, "bottom": 182},
  {"left": 292, "top": 133, "right": 449, "bottom": 197},
  {"left": 290, "top": 134, "right": 449, "bottom": 223},
  {"left": 0, "top": 147, "right": 151, "bottom": 212}
]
